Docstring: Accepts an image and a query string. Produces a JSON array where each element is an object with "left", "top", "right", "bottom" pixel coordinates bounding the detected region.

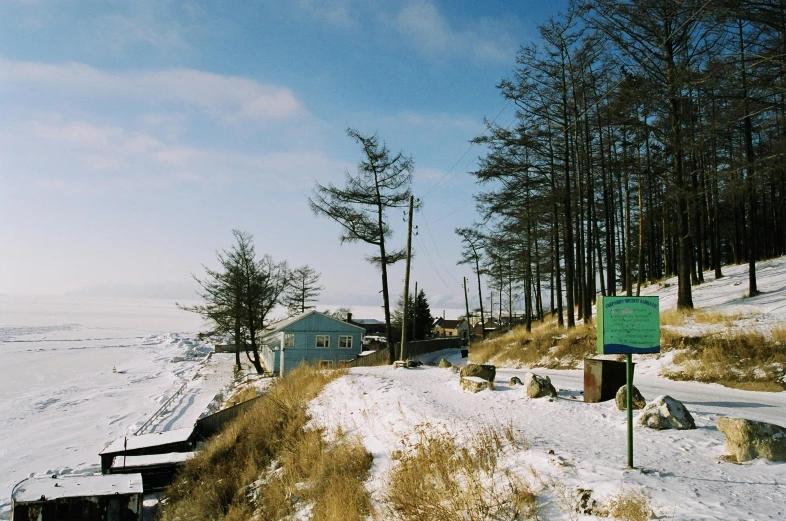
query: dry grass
[
  {"left": 382, "top": 425, "right": 539, "bottom": 520},
  {"left": 771, "top": 326, "right": 786, "bottom": 344},
  {"left": 225, "top": 386, "right": 259, "bottom": 407},
  {"left": 660, "top": 309, "right": 754, "bottom": 328},
  {"left": 470, "top": 319, "right": 595, "bottom": 369},
  {"left": 603, "top": 489, "right": 654, "bottom": 521},
  {"left": 158, "top": 364, "right": 373, "bottom": 521},
  {"left": 659, "top": 309, "right": 690, "bottom": 327},
  {"left": 664, "top": 331, "right": 786, "bottom": 391}
]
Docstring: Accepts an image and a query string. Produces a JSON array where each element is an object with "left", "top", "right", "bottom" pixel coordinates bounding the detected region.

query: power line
[{"left": 420, "top": 99, "right": 512, "bottom": 200}]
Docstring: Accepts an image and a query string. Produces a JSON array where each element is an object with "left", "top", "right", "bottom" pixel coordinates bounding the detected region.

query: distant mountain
[{"left": 67, "top": 281, "right": 200, "bottom": 300}]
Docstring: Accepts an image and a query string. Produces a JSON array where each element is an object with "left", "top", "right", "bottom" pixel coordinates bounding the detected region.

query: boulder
[
  {"left": 524, "top": 372, "right": 557, "bottom": 398},
  {"left": 460, "top": 364, "right": 496, "bottom": 383},
  {"left": 439, "top": 359, "right": 452, "bottom": 368},
  {"left": 717, "top": 417, "right": 786, "bottom": 462},
  {"left": 509, "top": 376, "right": 523, "bottom": 386},
  {"left": 637, "top": 395, "right": 695, "bottom": 430},
  {"left": 461, "top": 376, "right": 492, "bottom": 393},
  {"left": 615, "top": 385, "right": 647, "bottom": 411}
]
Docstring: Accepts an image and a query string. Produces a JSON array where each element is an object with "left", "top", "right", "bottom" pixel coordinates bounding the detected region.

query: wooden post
[{"left": 400, "top": 195, "right": 414, "bottom": 361}]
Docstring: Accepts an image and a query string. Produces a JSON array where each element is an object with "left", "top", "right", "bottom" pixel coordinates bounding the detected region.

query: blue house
[{"left": 259, "top": 310, "right": 365, "bottom": 375}]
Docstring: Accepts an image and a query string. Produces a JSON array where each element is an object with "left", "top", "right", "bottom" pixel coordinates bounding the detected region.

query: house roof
[
  {"left": 13, "top": 473, "right": 144, "bottom": 502},
  {"left": 352, "top": 318, "right": 385, "bottom": 325},
  {"left": 100, "top": 427, "right": 194, "bottom": 455},
  {"left": 437, "top": 320, "right": 462, "bottom": 329},
  {"left": 263, "top": 310, "right": 365, "bottom": 337},
  {"left": 111, "top": 452, "right": 194, "bottom": 469}
]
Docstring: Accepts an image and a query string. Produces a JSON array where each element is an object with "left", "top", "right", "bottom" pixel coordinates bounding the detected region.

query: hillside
[
  {"left": 301, "top": 259, "right": 786, "bottom": 519},
  {"left": 161, "top": 259, "right": 786, "bottom": 520}
]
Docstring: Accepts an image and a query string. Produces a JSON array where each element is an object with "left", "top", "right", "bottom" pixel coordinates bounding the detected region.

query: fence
[
  {"left": 194, "top": 394, "right": 267, "bottom": 439},
  {"left": 339, "top": 338, "right": 462, "bottom": 369},
  {"left": 404, "top": 337, "right": 462, "bottom": 357},
  {"left": 340, "top": 347, "right": 392, "bottom": 368}
]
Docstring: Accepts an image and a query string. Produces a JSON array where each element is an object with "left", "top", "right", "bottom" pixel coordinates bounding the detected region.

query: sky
[{"left": 0, "top": 0, "right": 569, "bottom": 313}]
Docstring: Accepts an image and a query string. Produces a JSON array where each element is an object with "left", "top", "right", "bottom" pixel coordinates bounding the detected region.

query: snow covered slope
[{"left": 308, "top": 258, "right": 786, "bottom": 520}]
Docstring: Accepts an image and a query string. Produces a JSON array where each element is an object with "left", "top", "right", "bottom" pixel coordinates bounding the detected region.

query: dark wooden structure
[
  {"left": 194, "top": 395, "right": 265, "bottom": 439},
  {"left": 99, "top": 427, "right": 196, "bottom": 473},
  {"left": 11, "top": 473, "right": 143, "bottom": 521},
  {"left": 109, "top": 452, "right": 193, "bottom": 492},
  {"left": 584, "top": 358, "right": 634, "bottom": 402}
]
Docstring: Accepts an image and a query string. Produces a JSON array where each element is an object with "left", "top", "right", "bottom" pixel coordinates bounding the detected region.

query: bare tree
[
  {"left": 456, "top": 227, "right": 487, "bottom": 340},
  {"left": 308, "top": 128, "right": 414, "bottom": 363}
]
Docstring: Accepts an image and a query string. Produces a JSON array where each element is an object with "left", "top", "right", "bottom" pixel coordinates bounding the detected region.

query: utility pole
[
  {"left": 463, "top": 277, "right": 470, "bottom": 327},
  {"left": 464, "top": 277, "right": 469, "bottom": 318},
  {"left": 400, "top": 195, "right": 414, "bottom": 361},
  {"left": 412, "top": 281, "right": 418, "bottom": 341}
]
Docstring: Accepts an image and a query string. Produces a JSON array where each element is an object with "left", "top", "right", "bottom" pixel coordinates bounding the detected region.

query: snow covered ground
[
  {"left": 308, "top": 260, "right": 786, "bottom": 520},
  {"left": 2, "top": 259, "right": 785, "bottom": 520},
  {"left": 0, "top": 295, "right": 237, "bottom": 520}
]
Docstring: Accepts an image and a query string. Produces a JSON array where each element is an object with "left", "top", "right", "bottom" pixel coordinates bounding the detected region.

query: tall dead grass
[
  {"left": 665, "top": 331, "right": 786, "bottom": 391},
  {"left": 470, "top": 319, "right": 594, "bottom": 369},
  {"left": 158, "top": 364, "right": 373, "bottom": 521},
  {"left": 382, "top": 425, "right": 539, "bottom": 520}
]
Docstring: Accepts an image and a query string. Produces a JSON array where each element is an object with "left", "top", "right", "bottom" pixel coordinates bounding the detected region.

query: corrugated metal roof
[
  {"left": 13, "top": 473, "right": 143, "bottom": 502},
  {"left": 262, "top": 310, "right": 365, "bottom": 337},
  {"left": 111, "top": 452, "right": 194, "bottom": 469},
  {"left": 100, "top": 427, "right": 194, "bottom": 455}
]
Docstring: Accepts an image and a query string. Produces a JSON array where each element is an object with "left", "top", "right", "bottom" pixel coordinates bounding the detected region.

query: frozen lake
[{"left": 0, "top": 294, "right": 227, "bottom": 520}]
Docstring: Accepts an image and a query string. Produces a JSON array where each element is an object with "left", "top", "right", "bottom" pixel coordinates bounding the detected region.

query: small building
[
  {"left": 99, "top": 427, "right": 196, "bottom": 473},
  {"left": 433, "top": 318, "right": 461, "bottom": 337},
  {"left": 260, "top": 310, "right": 365, "bottom": 374},
  {"left": 11, "top": 473, "right": 143, "bottom": 521},
  {"left": 346, "top": 313, "right": 386, "bottom": 336},
  {"left": 109, "top": 452, "right": 194, "bottom": 492}
]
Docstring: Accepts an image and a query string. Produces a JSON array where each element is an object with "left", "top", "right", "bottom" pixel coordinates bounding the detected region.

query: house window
[
  {"left": 320, "top": 360, "right": 334, "bottom": 368},
  {"left": 338, "top": 335, "right": 353, "bottom": 349},
  {"left": 316, "top": 335, "right": 330, "bottom": 348},
  {"left": 283, "top": 333, "right": 295, "bottom": 348}
]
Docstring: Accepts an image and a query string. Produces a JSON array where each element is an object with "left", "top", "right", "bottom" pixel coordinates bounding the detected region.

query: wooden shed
[
  {"left": 109, "top": 452, "right": 194, "bottom": 492},
  {"left": 260, "top": 310, "right": 365, "bottom": 375},
  {"left": 11, "top": 473, "right": 143, "bottom": 521},
  {"left": 99, "top": 427, "right": 196, "bottom": 473}
]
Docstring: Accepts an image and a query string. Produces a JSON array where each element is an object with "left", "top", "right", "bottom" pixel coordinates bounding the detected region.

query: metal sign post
[{"left": 597, "top": 296, "right": 660, "bottom": 469}]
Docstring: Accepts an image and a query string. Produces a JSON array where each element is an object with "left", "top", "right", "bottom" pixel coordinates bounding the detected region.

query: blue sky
[{"left": 0, "top": 0, "right": 568, "bottom": 312}]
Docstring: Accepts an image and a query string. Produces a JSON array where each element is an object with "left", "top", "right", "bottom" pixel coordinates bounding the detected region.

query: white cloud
[
  {"left": 394, "top": 1, "right": 514, "bottom": 63},
  {"left": 1, "top": 118, "right": 348, "bottom": 194},
  {"left": 0, "top": 58, "right": 306, "bottom": 122}
]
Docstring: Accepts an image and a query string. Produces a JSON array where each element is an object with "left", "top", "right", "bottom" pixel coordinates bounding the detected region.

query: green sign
[{"left": 597, "top": 296, "right": 660, "bottom": 354}]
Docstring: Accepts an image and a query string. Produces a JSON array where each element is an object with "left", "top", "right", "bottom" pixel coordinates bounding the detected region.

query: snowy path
[
  {"left": 309, "top": 359, "right": 786, "bottom": 520},
  {"left": 498, "top": 368, "right": 786, "bottom": 427}
]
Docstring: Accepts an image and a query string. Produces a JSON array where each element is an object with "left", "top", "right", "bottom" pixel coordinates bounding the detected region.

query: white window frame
[
  {"left": 320, "top": 360, "right": 334, "bottom": 368},
  {"left": 283, "top": 333, "right": 295, "bottom": 348},
  {"left": 338, "top": 335, "right": 353, "bottom": 349},
  {"left": 315, "top": 335, "right": 330, "bottom": 348}
]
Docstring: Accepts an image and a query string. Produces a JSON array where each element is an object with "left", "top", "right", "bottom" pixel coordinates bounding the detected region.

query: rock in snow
[
  {"left": 460, "top": 363, "right": 496, "bottom": 383},
  {"left": 461, "top": 376, "right": 492, "bottom": 393},
  {"left": 637, "top": 395, "right": 696, "bottom": 430},
  {"left": 615, "top": 385, "right": 647, "bottom": 410},
  {"left": 717, "top": 417, "right": 786, "bottom": 462},
  {"left": 524, "top": 372, "right": 557, "bottom": 399},
  {"left": 509, "top": 376, "right": 523, "bottom": 386},
  {"left": 438, "top": 359, "right": 452, "bottom": 368}
]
